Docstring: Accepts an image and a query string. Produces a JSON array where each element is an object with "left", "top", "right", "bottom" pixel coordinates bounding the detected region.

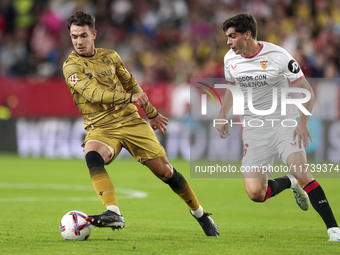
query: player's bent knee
[
  {"left": 162, "top": 167, "right": 173, "bottom": 181},
  {"left": 84, "top": 141, "right": 112, "bottom": 163},
  {"left": 146, "top": 157, "right": 173, "bottom": 181},
  {"left": 155, "top": 167, "right": 173, "bottom": 181},
  {"left": 247, "top": 189, "right": 266, "bottom": 202},
  {"left": 161, "top": 163, "right": 173, "bottom": 180}
]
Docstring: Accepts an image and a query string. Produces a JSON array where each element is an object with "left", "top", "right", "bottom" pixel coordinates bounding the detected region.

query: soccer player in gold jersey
[{"left": 62, "top": 10, "right": 219, "bottom": 236}]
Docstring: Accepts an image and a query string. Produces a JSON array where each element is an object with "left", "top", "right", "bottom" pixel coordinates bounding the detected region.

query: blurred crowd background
[
  {"left": 1, "top": 0, "right": 339, "bottom": 160},
  {"left": 0, "top": 0, "right": 339, "bottom": 83}
]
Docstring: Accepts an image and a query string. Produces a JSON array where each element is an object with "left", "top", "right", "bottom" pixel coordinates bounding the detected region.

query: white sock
[
  {"left": 190, "top": 205, "right": 204, "bottom": 218},
  {"left": 107, "top": 205, "right": 121, "bottom": 215}
]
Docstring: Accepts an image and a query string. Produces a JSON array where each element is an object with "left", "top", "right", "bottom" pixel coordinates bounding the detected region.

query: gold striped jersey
[{"left": 63, "top": 48, "right": 158, "bottom": 129}]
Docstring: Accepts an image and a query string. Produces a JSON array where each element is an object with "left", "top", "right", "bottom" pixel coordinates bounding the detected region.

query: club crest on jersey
[
  {"left": 69, "top": 73, "right": 78, "bottom": 84},
  {"left": 101, "top": 55, "right": 112, "bottom": 65},
  {"left": 260, "top": 60, "right": 268, "bottom": 70}
]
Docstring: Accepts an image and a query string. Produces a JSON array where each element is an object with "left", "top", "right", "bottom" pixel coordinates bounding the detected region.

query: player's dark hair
[
  {"left": 67, "top": 10, "right": 95, "bottom": 31},
  {"left": 222, "top": 12, "right": 258, "bottom": 39}
]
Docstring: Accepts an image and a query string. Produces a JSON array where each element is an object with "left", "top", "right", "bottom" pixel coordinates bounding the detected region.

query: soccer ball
[{"left": 59, "top": 210, "right": 92, "bottom": 241}]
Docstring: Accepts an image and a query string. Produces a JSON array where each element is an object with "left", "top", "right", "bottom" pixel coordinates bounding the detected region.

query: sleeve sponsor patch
[
  {"left": 288, "top": 60, "right": 300, "bottom": 73},
  {"left": 69, "top": 73, "right": 78, "bottom": 84}
]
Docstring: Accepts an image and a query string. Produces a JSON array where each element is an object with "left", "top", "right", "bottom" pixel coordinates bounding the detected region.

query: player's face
[
  {"left": 225, "top": 27, "right": 249, "bottom": 55},
  {"left": 70, "top": 25, "right": 97, "bottom": 56}
]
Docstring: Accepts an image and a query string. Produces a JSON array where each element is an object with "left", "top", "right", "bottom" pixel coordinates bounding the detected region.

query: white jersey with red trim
[{"left": 224, "top": 41, "right": 304, "bottom": 122}]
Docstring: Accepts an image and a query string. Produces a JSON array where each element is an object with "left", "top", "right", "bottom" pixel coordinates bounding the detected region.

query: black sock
[
  {"left": 304, "top": 180, "right": 338, "bottom": 229},
  {"left": 163, "top": 168, "right": 185, "bottom": 191},
  {"left": 265, "top": 176, "right": 291, "bottom": 201}
]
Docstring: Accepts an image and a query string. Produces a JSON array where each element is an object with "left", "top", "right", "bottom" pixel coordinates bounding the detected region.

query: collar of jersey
[
  {"left": 75, "top": 49, "right": 96, "bottom": 58},
  {"left": 241, "top": 42, "right": 263, "bottom": 59}
]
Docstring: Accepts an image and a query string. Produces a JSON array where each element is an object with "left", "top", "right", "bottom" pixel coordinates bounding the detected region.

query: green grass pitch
[{"left": 1, "top": 154, "right": 339, "bottom": 255}]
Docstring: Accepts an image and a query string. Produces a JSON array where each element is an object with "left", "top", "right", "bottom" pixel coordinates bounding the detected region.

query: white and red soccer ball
[{"left": 60, "top": 210, "right": 92, "bottom": 241}]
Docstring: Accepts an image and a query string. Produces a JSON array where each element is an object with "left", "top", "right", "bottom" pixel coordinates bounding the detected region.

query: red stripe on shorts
[{"left": 303, "top": 180, "right": 320, "bottom": 194}]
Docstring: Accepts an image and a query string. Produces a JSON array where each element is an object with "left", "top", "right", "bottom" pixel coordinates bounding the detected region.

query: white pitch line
[{"left": 0, "top": 183, "right": 148, "bottom": 202}]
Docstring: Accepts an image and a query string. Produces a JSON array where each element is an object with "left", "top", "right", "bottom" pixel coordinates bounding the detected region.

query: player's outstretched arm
[
  {"left": 149, "top": 113, "right": 169, "bottom": 135},
  {"left": 292, "top": 78, "right": 315, "bottom": 149},
  {"left": 114, "top": 51, "right": 158, "bottom": 118},
  {"left": 216, "top": 85, "right": 234, "bottom": 139}
]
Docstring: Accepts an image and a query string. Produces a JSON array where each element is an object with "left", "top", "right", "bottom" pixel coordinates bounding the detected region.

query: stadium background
[{"left": 0, "top": 0, "right": 339, "bottom": 163}]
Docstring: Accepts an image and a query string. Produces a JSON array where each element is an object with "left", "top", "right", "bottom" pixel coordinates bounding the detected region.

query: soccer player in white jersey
[{"left": 215, "top": 12, "right": 340, "bottom": 241}]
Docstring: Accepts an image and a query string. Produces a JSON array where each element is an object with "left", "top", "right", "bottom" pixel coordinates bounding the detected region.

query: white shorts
[{"left": 242, "top": 124, "right": 306, "bottom": 173}]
